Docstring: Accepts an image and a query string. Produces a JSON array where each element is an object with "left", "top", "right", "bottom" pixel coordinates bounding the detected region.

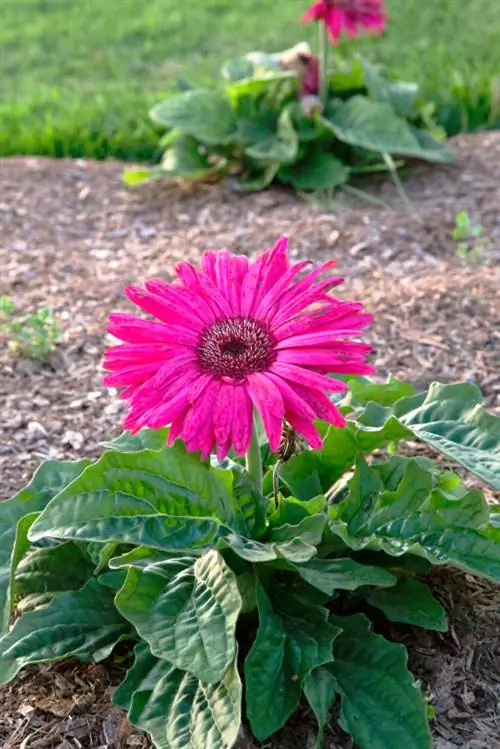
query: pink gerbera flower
[
  {"left": 303, "top": 0, "right": 387, "bottom": 44},
  {"left": 104, "top": 237, "right": 374, "bottom": 460}
]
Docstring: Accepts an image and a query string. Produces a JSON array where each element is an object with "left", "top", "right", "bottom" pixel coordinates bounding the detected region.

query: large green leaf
[
  {"left": 236, "top": 162, "right": 280, "bottom": 191},
  {"left": 160, "top": 135, "right": 227, "bottom": 180},
  {"left": 367, "top": 579, "right": 448, "bottom": 631},
  {"left": 346, "top": 376, "right": 415, "bottom": 408},
  {"left": 0, "top": 458, "right": 90, "bottom": 632},
  {"left": 244, "top": 584, "right": 339, "bottom": 741},
  {"left": 224, "top": 529, "right": 320, "bottom": 564},
  {"left": 28, "top": 446, "right": 250, "bottom": 550},
  {"left": 328, "top": 614, "right": 432, "bottom": 749},
  {"left": 150, "top": 90, "right": 237, "bottom": 145},
  {"left": 392, "top": 382, "right": 500, "bottom": 490},
  {"left": 102, "top": 428, "right": 169, "bottom": 452},
  {"left": 279, "top": 425, "right": 358, "bottom": 500},
  {"left": 115, "top": 550, "right": 241, "bottom": 683},
  {"left": 0, "top": 579, "right": 130, "bottom": 684},
  {"left": 329, "top": 457, "right": 500, "bottom": 580},
  {"left": 245, "top": 106, "right": 298, "bottom": 164},
  {"left": 119, "top": 649, "right": 241, "bottom": 749},
  {"left": 15, "top": 541, "right": 95, "bottom": 604},
  {"left": 324, "top": 96, "right": 452, "bottom": 163},
  {"left": 304, "top": 666, "right": 338, "bottom": 749},
  {"left": 360, "top": 57, "right": 419, "bottom": 119},
  {"left": 278, "top": 150, "right": 349, "bottom": 191},
  {"left": 292, "top": 557, "right": 397, "bottom": 595}
]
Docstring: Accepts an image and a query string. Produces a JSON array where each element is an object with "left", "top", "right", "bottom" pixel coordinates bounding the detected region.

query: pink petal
[
  {"left": 276, "top": 330, "right": 372, "bottom": 350},
  {"left": 302, "top": 1, "right": 327, "bottom": 22},
  {"left": 107, "top": 314, "right": 174, "bottom": 345},
  {"left": 104, "top": 344, "right": 171, "bottom": 369},
  {"left": 255, "top": 260, "right": 310, "bottom": 322},
  {"left": 213, "top": 383, "right": 235, "bottom": 446},
  {"left": 277, "top": 348, "right": 372, "bottom": 367},
  {"left": 253, "top": 236, "right": 289, "bottom": 306},
  {"left": 145, "top": 279, "right": 212, "bottom": 327},
  {"left": 286, "top": 411, "right": 323, "bottom": 449},
  {"left": 271, "top": 361, "right": 348, "bottom": 393},
  {"left": 182, "top": 379, "right": 221, "bottom": 443},
  {"left": 103, "top": 362, "right": 163, "bottom": 387},
  {"left": 125, "top": 287, "right": 202, "bottom": 334},
  {"left": 247, "top": 372, "right": 284, "bottom": 452},
  {"left": 293, "top": 384, "right": 346, "bottom": 427},
  {"left": 266, "top": 372, "right": 317, "bottom": 422},
  {"left": 232, "top": 387, "right": 253, "bottom": 455}
]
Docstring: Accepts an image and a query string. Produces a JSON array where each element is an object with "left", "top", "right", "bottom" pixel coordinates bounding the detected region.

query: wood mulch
[{"left": 0, "top": 132, "right": 499, "bottom": 748}]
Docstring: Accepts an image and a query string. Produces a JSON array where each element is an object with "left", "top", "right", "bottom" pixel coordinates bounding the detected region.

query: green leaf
[
  {"left": 268, "top": 494, "right": 325, "bottom": 529},
  {"left": 304, "top": 666, "right": 338, "bottom": 749},
  {"left": 29, "top": 445, "right": 249, "bottom": 550},
  {"left": 0, "top": 579, "right": 130, "bottom": 684},
  {"left": 411, "top": 127, "right": 455, "bottom": 163},
  {"left": 328, "top": 614, "right": 432, "bottom": 749},
  {"left": 102, "top": 428, "right": 168, "bottom": 453},
  {"left": 124, "top": 653, "right": 241, "bottom": 749},
  {"left": 235, "top": 111, "right": 278, "bottom": 146},
  {"left": 245, "top": 106, "right": 298, "bottom": 163},
  {"left": 324, "top": 96, "right": 419, "bottom": 153},
  {"left": 279, "top": 425, "right": 358, "bottom": 500},
  {"left": 360, "top": 57, "right": 419, "bottom": 119},
  {"left": 352, "top": 402, "right": 413, "bottom": 451},
  {"left": 324, "top": 96, "right": 451, "bottom": 163},
  {"left": 113, "top": 641, "right": 156, "bottom": 712},
  {"left": 368, "top": 579, "right": 448, "bottom": 631},
  {"left": 122, "top": 168, "right": 157, "bottom": 186},
  {"left": 150, "top": 90, "right": 236, "bottom": 145},
  {"left": 115, "top": 550, "right": 241, "bottom": 683},
  {"left": 393, "top": 382, "right": 500, "bottom": 490},
  {"left": 347, "top": 376, "right": 415, "bottom": 407},
  {"left": 0, "top": 458, "right": 90, "bottom": 632},
  {"left": 15, "top": 541, "right": 94, "bottom": 599},
  {"left": 221, "top": 57, "right": 255, "bottom": 82},
  {"left": 293, "top": 557, "right": 397, "bottom": 596},
  {"left": 329, "top": 57, "right": 365, "bottom": 91},
  {"left": 329, "top": 457, "right": 500, "bottom": 580},
  {"left": 278, "top": 150, "right": 349, "bottom": 191},
  {"left": 161, "top": 135, "right": 227, "bottom": 180},
  {"left": 224, "top": 529, "right": 319, "bottom": 564},
  {"left": 245, "top": 583, "right": 340, "bottom": 741},
  {"left": 236, "top": 162, "right": 280, "bottom": 191}
]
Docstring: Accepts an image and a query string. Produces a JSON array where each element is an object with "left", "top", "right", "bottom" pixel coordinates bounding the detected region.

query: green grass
[{"left": 1, "top": 0, "right": 500, "bottom": 160}]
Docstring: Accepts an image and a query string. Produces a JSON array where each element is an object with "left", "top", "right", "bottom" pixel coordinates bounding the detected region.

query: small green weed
[
  {"left": 451, "top": 210, "right": 491, "bottom": 264},
  {"left": 0, "top": 297, "right": 61, "bottom": 361}
]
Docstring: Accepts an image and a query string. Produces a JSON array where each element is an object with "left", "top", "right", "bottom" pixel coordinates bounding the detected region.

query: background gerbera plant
[
  {"left": 1, "top": 237, "right": 499, "bottom": 749},
  {"left": 124, "top": 1, "right": 454, "bottom": 193}
]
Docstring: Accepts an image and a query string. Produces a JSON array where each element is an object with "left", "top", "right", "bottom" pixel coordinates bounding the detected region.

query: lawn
[{"left": 1, "top": 0, "right": 499, "bottom": 160}]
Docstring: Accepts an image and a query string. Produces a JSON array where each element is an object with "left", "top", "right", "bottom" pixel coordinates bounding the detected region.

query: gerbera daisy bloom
[
  {"left": 104, "top": 237, "right": 374, "bottom": 460},
  {"left": 302, "top": 0, "right": 387, "bottom": 44}
]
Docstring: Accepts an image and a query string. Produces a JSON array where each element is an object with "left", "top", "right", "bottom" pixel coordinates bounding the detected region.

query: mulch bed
[{"left": 1, "top": 133, "right": 499, "bottom": 748}]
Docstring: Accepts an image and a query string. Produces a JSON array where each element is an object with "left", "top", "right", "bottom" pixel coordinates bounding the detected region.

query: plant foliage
[
  {"left": 124, "top": 55, "right": 454, "bottom": 193},
  {"left": 1, "top": 378, "right": 499, "bottom": 749}
]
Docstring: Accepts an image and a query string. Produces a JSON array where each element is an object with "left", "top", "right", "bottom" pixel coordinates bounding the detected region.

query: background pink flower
[
  {"left": 104, "top": 237, "right": 374, "bottom": 460},
  {"left": 303, "top": 0, "right": 387, "bottom": 44}
]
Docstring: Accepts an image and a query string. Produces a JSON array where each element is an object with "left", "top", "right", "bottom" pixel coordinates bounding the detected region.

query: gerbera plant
[
  {"left": 124, "top": 1, "right": 454, "bottom": 193},
  {"left": 1, "top": 238, "right": 500, "bottom": 749}
]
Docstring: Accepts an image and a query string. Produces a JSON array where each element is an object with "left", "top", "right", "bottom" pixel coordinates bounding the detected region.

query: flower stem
[
  {"left": 318, "top": 21, "right": 329, "bottom": 106},
  {"left": 245, "top": 416, "right": 263, "bottom": 494}
]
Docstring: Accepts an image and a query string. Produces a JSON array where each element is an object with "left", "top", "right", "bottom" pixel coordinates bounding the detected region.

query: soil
[{"left": 0, "top": 132, "right": 499, "bottom": 748}]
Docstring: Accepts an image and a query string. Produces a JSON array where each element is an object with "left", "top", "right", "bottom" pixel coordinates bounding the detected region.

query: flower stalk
[
  {"left": 318, "top": 20, "right": 329, "bottom": 106},
  {"left": 245, "top": 416, "right": 263, "bottom": 493}
]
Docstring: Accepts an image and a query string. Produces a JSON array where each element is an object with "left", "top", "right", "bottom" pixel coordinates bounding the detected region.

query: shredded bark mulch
[{"left": 0, "top": 132, "right": 499, "bottom": 748}]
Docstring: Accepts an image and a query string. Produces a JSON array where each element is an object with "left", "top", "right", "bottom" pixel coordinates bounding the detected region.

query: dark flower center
[{"left": 197, "top": 317, "right": 276, "bottom": 380}]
